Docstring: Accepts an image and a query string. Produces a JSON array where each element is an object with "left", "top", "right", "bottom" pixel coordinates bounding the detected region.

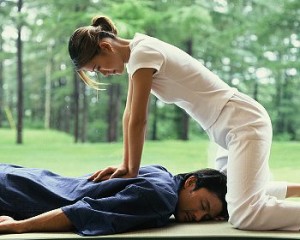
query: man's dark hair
[{"left": 176, "top": 168, "right": 228, "bottom": 219}]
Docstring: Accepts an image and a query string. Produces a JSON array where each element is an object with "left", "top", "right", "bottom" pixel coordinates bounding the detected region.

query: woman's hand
[{"left": 88, "top": 165, "right": 138, "bottom": 182}]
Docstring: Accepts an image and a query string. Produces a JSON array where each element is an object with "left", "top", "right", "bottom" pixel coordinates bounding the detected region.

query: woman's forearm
[
  {"left": 127, "top": 117, "right": 147, "bottom": 176},
  {"left": 122, "top": 109, "right": 130, "bottom": 167}
]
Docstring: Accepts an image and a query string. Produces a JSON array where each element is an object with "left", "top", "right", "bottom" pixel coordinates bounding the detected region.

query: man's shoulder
[
  {"left": 139, "top": 165, "right": 172, "bottom": 177},
  {"left": 138, "top": 165, "right": 177, "bottom": 195},
  {"left": 141, "top": 164, "right": 168, "bottom": 171}
]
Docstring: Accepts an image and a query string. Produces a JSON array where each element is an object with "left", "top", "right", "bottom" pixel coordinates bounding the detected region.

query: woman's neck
[{"left": 115, "top": 37, "right": 131, "bottom": 63}]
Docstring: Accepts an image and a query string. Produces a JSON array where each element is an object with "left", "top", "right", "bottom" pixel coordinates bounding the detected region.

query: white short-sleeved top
[{"left": 127, "top": 33, "right": 236, "bottom": 130}]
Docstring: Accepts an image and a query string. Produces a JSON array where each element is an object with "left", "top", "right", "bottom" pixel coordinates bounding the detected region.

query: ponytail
[{"left": 91, "top": 16, "right": 118, "bottom": 35}]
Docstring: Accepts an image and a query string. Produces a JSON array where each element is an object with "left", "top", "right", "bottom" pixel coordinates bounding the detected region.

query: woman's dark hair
[
  {"left": 176, "top": 168, "right": 228, "bottom": 219},
  {"left": 68, "top": 16, "right": 118, "bottom": 89}
]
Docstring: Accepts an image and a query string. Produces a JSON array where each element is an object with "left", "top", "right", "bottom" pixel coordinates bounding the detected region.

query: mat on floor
[{"left": 0, "top": 221, "right": 300, "bottom": 240}]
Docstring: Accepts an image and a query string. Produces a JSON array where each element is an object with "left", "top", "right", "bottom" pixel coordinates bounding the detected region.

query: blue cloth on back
[{"left": 0, "top": 164, "right": 178, "bottom": 235}]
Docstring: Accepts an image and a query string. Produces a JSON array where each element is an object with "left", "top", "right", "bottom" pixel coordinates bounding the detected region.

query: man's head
[{"left": 175, "top": 168, "right": 228, "bottom": 222}]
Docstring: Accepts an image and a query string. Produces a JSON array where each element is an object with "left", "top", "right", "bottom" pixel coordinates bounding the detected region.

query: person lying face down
[{"left": 0, "top": 164, "right": 227, "bottom": 236}]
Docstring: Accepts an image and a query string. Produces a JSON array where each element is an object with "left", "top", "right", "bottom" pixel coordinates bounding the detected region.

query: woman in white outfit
[{"left": 68, "top": 15, "right": 300, "bottom": 231}]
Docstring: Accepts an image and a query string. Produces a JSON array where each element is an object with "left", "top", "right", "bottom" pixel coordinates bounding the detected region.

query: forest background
[{"left": 0, "top": 0, "right": 299, "bottom": 145}]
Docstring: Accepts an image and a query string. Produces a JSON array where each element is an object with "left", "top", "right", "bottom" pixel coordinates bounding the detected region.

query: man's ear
[{"left": 184, "top": 176, "right": 197, "bottom": 190}]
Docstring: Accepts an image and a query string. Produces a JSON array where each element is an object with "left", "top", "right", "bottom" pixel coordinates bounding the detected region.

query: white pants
[{"left": 206, "top": 91, "right": 300, "bottom": 231}]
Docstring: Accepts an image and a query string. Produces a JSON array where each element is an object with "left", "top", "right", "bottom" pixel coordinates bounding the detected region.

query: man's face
[{"left": 175, "top": 176, "right": 223, "bottom": 222}]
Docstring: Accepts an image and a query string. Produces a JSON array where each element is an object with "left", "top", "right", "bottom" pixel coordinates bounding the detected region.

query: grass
[
  {"left": 0, "top": 129, "right": 300, "bottom": 183},
  {"left": 0, "top": 129, "right": 210, "bottom": 176}
]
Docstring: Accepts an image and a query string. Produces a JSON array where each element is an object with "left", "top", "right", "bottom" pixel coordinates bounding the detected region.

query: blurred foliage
[{"left": 0, "top": 0, "right": 299, "bottom": 142}]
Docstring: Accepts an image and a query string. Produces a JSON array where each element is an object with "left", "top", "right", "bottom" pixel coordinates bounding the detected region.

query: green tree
[
  {"left": 1, "top": 0, "right": 299, "bottom": 143},
  {"left": 16, "top": 0, "right": 24, "bottom": 144}
]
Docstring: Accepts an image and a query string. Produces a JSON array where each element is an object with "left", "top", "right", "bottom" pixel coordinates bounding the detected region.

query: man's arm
[{"left": 0, "top": 209, "right": 73, "bottom": 233}]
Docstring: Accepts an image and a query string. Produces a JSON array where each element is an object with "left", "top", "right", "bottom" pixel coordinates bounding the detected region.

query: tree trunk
[
  {"left": 253, "top": 79, "right": 259, "bottom": 101},
  {"left": 281, "top": 73, "right": 294, "bottom": 139},
  {"left": 0, "top": 26, "right": 3, "bottom": 128},
  {"left": 73, "top": 71, "right": 80, "bottom": 143},
  {"left": 16, "top": 0, "right": 23, "bottom": 144},
  {"left": 181, "top": 110, "right": 189, "bottom": 140},
  {"left": 107, "top": 83, "right": 121, "bottom": 142},
  {"left": 175, "top": 107, "right": 189, "bottom": 140},
  {"left": 274, "top": 69, "right": 285, "bottom": 135},
  {"left": 81, "top": 83, "right": 88, "bottom": 143},
  {"left": 44, "top": 54, "right": 52, "bottom": 129},
  {"left": 150, "top": 97, "right": 158, "bottom": 140}
]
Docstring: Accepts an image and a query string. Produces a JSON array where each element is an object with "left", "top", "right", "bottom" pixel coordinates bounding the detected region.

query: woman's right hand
[{"left": 88, "top": 164, "right": 134, "bottom": 182}]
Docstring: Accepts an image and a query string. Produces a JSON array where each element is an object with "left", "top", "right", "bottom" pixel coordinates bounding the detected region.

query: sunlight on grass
[{"left": 1, "top": 129, "right": 299, "bottom": 183}]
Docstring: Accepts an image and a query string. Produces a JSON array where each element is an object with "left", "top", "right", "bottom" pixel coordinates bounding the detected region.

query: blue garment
[{"left": 0, "top": 164, "right": 178, "bottom": 236}]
